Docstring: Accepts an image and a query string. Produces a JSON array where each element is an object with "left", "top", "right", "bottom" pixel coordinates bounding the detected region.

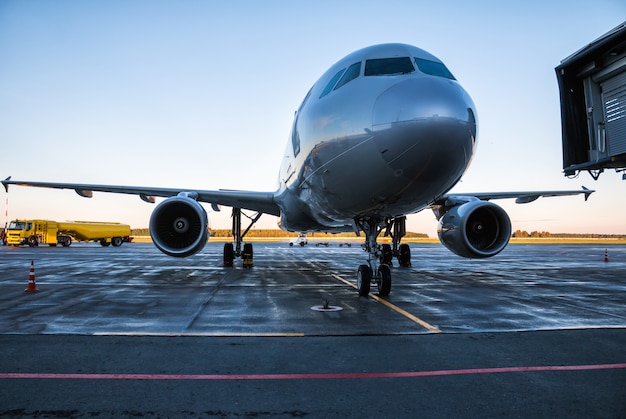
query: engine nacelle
[
  {"left": 437, "top": 200, "right": 511, "bottom": 258},
  {"left": 149, "top": 196, "right": 208, "bottom": 257}
]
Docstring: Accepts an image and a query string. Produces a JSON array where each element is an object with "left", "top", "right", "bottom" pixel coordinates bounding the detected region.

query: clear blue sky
[{"left": 1, "top": 1, "right": 625, "bottom": 237}]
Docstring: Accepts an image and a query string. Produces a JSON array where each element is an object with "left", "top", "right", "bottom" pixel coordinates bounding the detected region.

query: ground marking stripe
[
  {"left": 2, "top": 364, "right": 625, "bottom": 381},
  {"left": 331, "top": 274, "right": 442, "bottom": 333},
  {"left": 93, "top": 333, "right": 306, "bottom": 337}
]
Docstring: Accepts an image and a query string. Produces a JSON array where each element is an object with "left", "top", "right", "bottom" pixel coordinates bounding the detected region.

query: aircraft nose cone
[
  {"left": 372, "top": 76, "right": 476, "bottom": 133},
  {"left": 371, "top": 76, "right": 477, "bottom": 192}
]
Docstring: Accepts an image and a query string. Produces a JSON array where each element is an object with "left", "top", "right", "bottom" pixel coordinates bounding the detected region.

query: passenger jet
[{"left": 3, "top": 43, "right": 593, "bottom": 296}]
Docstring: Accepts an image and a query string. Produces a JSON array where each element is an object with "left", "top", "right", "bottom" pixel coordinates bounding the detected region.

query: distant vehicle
[
  {"left": 3, "top": 43, "right": 593, "bottom": 296},
  {"left": 289, "top": 234, "right": 308, "bottom": 247},
  {"left": 6, "top": 219, "right": 131, "bottom": 247}
]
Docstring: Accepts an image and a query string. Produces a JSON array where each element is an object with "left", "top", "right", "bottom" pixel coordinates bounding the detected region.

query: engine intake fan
[
  {"left": 149, "top": 195, "right": 208, "bottom": 257},
  {"left": 437, "top": 200, "right": 511, "bottom": 258}
]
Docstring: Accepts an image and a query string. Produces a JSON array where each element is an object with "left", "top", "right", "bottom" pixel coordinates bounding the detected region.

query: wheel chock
[{"left": 242, "top": 254, "right": 253, "bottom": 268}]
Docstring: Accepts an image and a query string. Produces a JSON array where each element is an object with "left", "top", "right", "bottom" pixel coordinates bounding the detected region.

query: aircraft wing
[
  {"left": 435, "top": 186, "right": 594, "bottom": 206},
  {"left": 2, "top": 177, "right": 280, "bottom": 216}
]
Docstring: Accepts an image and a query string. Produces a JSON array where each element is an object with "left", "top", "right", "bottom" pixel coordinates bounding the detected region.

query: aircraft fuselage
[{"left": 276, "top": 43, "right": 478, "bottom": 232}]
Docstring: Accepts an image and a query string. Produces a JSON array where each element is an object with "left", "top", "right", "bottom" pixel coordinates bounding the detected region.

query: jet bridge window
[
  {"left": 364, "top": 57, "right": 414, "bottom": 76},
  {"left": 414, "top": 57, "right": 456, "bottom": 80},
  {"left": 334, "top": 62, "right": 361, "bottom": 90},
  {"left": 319, "top": 68, "right": 346, "bottom": 98}
]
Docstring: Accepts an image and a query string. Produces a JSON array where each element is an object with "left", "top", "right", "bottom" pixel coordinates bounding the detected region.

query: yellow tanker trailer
[{"left": 5, "top": 219, "right": 131, "bottom": 247}]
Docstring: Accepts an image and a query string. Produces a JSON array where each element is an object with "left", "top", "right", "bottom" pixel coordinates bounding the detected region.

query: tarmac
[{"left": 0, "top": 241, "right": 625, "bottom": 417}]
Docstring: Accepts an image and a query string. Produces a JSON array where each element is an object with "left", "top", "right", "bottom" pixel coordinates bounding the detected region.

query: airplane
[{"left": 3, "top": 43, "right": 593, "bottom": 296}]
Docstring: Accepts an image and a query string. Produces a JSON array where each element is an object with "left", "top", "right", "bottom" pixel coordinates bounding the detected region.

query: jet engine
[
  {"left": 149, "top": 195, "right": 208, "bottom": 257},
  {"left": 437, "top": 200, "right": 511, "bottom": 258}
]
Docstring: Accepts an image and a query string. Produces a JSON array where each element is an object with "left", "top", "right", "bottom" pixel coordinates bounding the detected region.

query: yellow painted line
[{"left": 331, "top": 274, "right": 442, "bottom": 333}]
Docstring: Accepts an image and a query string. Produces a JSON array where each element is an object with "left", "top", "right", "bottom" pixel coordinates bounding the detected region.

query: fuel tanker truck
[{"left": 5, "top": 219, "right": 131, "bottom": 247}]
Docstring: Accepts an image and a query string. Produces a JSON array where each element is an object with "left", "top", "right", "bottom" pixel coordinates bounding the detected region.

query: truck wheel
[
  {"left": 100, "top": 239, "right": 111, "bottom": 247},
  {"left": 28, "top": 236, "right": 38, "bottom": 247},
  {"left": 111, "top": 237, "right": 122, "bottom": 247},
  {"left": 61, "top": 237, "right": 71, "bottom": 247}
]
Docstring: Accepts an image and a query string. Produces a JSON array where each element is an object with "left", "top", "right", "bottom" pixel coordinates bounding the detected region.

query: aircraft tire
[
  {"left": 377, "top": 264, "right": 392, "bottom": 296},
  {"left": 223, "top": 243, "right": 234, "bottom": 267},
  {"left": 357, "top": 264, "right": 371, "bottom": 296},
  {"left": 380, "top": 244, "right": 393, "bottom": 266},
  {"left": 398, "top": 244, "right": 411, "bottom": 267},
  {"left": 243, "top": 243, "right": 253, "bottom": 258}
]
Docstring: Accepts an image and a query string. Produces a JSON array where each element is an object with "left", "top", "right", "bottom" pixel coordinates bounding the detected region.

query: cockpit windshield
[
  {"left": 319, "top": 68, "right": 346, "bottom": 98},
  {"left": 414, "top": 57, "right": 456, "bottom": 80},
  {"left": 364, "top": 57, "right": 414, "bottom": 76}
]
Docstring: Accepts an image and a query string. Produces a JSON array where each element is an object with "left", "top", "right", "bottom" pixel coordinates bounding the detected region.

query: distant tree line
[
  {"left": 512, "top": 230, "right": 626, "bottom": 239},
  {"left": 130, "top": 228, "right": 428, "bottom": 238},
  {"left": 130, "top": 227, "right": 625, "bottom": 239}
]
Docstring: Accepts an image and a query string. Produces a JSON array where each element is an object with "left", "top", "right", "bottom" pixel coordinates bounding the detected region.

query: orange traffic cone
[
  {"left": 604, "top": 249, "right": 609, "bottom": 263},
  {"left": 24, "top": 260, "right": 39, "bottom": 293}
]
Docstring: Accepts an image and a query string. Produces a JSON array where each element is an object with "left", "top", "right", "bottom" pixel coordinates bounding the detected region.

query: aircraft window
[
  {"left": 319, "top": 68, "right": 346, "bottom": 98},
  {"left": 364, "top": 57, "right": 414, "bottom": 76},
  {"left": 334, "top": 62, "right": 361, "bottom": 90},
  {"left": 291, "top": 112, "right": 301, "bottom": 157},
  {"left": 414, "top": 58, "right": 456, "bottom": 80}
]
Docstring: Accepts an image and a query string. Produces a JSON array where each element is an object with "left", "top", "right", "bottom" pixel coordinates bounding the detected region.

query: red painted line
[{"left": 1, "top": 363, "right": 625, "bottom": 381}]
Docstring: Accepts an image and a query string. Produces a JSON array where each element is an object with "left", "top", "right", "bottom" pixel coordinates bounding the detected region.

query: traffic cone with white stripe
[{"left": 24, "top": 260, "right": 39, "bottom": 293}]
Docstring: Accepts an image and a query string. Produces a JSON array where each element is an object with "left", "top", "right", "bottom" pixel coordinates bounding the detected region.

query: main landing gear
[
  {"left": 355, "top": 216, "right": 411, "bottom": 297},
  {"left": 223, "top": 208, "right": 262, "bottom": 268}
]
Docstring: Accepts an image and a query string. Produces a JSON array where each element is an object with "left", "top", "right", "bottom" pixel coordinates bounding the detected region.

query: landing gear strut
[
  {"left": 223, "top": 208, "right": 262, "bottom": 268},
  {"left": 355, "top": 216, "right": 411, "bottom": 297}
]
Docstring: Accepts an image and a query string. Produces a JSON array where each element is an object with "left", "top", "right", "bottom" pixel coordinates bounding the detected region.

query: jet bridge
[{"left": 556, "top": 22, "right": 626, "bottom": 180}]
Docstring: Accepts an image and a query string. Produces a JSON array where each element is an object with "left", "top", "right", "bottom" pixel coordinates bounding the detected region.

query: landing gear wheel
[
  {"left": 223, "top": 243, "right": 234, "bottom": 266},
  {"left": 243, "top": 243, "right": 253, "bottom": 268},
  {"left": 380, "top": 243, "right": 393, "bottom": 266},
  {"left": 357, "top": 264, "right": 371, "bottom": 296},
  {"left": 398, "top": 243, "right": 411, "bottom": 267},
  {"left": 377, "top": 264, "right": 392, "bottom": 296}
]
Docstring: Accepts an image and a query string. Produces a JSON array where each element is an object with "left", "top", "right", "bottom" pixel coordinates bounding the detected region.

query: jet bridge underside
[{"left": 556, "top": 23, "right": 626, "bottom": 180}]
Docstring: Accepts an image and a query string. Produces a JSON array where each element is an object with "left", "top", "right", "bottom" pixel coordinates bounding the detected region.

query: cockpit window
[
  {"left": 364, "top": 57, "right": 414, "bottom": 76},
  {"left": 334, "top": 62, "right": 361, "bottom": 90},
  {"left": 414, "top": 58, "right": 456, "bottom": 80},
  {"left": 319, "top": 68, "right": 346, "bottom": 98}
]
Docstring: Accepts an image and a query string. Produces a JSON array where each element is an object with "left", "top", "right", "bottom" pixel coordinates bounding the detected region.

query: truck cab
[
  {"left": 6, "top": 219, "right": 130, "bottom": 247},
  {"left": 6, "top": 219, "right": 69, "bottom": 247}
]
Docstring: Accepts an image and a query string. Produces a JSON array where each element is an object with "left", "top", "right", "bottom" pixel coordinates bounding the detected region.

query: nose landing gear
[{"left": 355, "top": 216, "right": 409, "bottom": 297}]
